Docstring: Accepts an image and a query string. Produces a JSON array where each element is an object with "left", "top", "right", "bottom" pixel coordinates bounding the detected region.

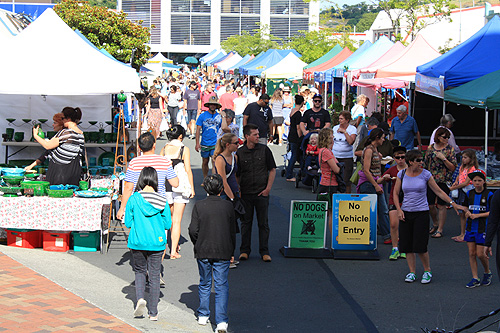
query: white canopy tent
[
  {"left": 0, "top": 9, "right": 140, "bottom": 161},
  {"left": 261, "top": 53, "right": 307, "bottom": 79}
]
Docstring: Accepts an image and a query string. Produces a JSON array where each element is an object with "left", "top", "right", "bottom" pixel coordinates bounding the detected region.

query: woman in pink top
[
  {"left": 449, "top": 149, "right": 479, "bottom": 242},
  {"left": 316, "top": 127, "right": 340, "bottom": 233}
]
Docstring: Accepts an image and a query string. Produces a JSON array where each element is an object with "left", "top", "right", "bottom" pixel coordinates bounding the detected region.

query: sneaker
[
  {"left": 389, "top": 249, "right": 400, "bottom": 260},
  {"left": 160, "top": 277, "right": 165, "bottom": 287},
  {"left": 383, "top": 238, "right": 392, "bottom": 245},
  {"left": 134, "top": 298, "right": 147, "bottom": 318},
  {"left": 198, "top": 316, "right": 209, "bottom": 326},
  {"left": 229, "top": 262, "right": 237, "bottom": 269},
  {"left": 149, "top": 315, "right": 158, "bottom": 321},
  {"left": 405, "top": 272, "right": 416, "bottom": 283},
  {"left": 399, "top": 252, "right": 406, "bottom": 259},
  {"left": 216, "top": 322, "right": 228, "bottom": 332},
  {"left": 481, "top": 273, "right": 493, "bottom": 286},
  {"left": 466, "top": 278, "right": 481, "bottom": 288},
  {"left": 421, "top": 271, "right": 432, "bottom": 284}
]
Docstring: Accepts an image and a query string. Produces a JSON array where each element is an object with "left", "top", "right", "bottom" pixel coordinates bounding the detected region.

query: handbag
[
  {"left": 350, "top": 161, "right": 362, "bottom": 185},
  {"left": 171, "top": 146, "right": 192, "bottom": 197},
  {"left": 159, "top": 116, "right": 169, "bottom": 132}
]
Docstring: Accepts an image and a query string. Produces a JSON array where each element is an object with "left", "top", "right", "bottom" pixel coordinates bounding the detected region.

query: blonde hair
[
  {"left": 214, "top": 133, "right": 237, "bottom": 159},
  {"left": 318, "top": 128, "right": 333, "bottom": 149},
  {"left": 270, "top": 88, "right": 283, "bottom": 103},
  {"left": 309, "top": 133, "right": 318, "bottom": 144},
  {"left": 356, "top": 94, "right": 367, "bottom": 103}
]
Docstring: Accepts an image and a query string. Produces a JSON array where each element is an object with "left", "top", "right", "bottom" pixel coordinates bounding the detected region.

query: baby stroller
[{"left": 295, "top": 132, "right": 320, "bottom": 193}]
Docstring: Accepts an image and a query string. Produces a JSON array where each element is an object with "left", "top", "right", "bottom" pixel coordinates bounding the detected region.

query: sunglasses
[
  {"left": 413, "top": 158, "right": 423, "bottom": 162},
  {"left": 394, "top": 156, "right": 406, "bottom": 160},
  {"left": 313, "top": 100, "right": 322, "bottom": 103},
  {"left": 440, "top": 135, "right": 450, "bottom": 139},
  {"left": 230, "top": 141, "right": 239, "bottom": 145}
]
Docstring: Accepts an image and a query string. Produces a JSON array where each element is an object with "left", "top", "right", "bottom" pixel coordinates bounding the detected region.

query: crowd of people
[{"left": 117, "top": 68, "right": 500, "bottom": 332}]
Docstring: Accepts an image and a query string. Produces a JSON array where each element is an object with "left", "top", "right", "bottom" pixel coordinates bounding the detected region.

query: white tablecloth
[{"left": 0, "top": 196, "right": 111, "bottom": 231}]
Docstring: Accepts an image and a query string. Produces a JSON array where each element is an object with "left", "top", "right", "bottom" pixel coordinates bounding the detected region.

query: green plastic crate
[{"left": 72, "top": 231, "right": 100, "bottom": 252}]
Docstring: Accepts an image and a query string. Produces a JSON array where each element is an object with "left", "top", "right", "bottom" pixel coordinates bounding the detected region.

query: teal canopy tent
[{"left": 444, "top": 68, "right": 500, "bottom": 171}]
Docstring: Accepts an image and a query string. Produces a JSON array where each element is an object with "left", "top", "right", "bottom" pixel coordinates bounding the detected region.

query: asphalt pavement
[{"left": 2, "top": 136, "right": 500, "bottom": 333}]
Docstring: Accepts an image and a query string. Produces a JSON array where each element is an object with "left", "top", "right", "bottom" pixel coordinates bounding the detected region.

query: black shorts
[
  {"left": 337, "top": 157, "right": 354, "bottom": 186},
  {"left": 427, "top": 182, "right": 450, "bottom": 206},
  {"left": 388, "top": 204, "right": 397, "bottom": 211},
  {"left": 399, "top": 210, "right": 430, "bottom": 253}
]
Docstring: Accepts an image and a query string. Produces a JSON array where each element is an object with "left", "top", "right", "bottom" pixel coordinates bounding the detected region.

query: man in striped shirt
[{"left": 117, "top": 132, "right": 178, "bottom": 220}]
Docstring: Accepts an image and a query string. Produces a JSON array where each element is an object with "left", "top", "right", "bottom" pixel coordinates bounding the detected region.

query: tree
[
  {"left": 356, "top": 12, "right": 378, "bottom": 32},
  {"left": 54, "top": 0, "right": 150, "bottom": 69},
  {"left": 221, "top": 26, "right": 281, "bottom": 56},
  {"left": 88, "top": 0, "right": 116, "bottom": 9},
  {"left": 284, "top": 29, "right": 338, "bottom": 63},
  {"left": 373, "top": 0, "right": 455, "bottom": 42}
]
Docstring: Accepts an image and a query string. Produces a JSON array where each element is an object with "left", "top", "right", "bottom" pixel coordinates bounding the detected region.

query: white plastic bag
[{"left": 160, "top": 116, "right": 169, "bottom": 132}]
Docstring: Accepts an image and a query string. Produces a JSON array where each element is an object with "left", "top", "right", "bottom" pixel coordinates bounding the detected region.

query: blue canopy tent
[
  {"left": 344, "top": 36, "right": 393, "bottom": 77},
  {"left": 417, "top": 15, "right": 500, "bottom": 96},
  {"left": 330, "top": 40, "right": 373, "bottom": 79},
  {"left": 229, "top": 54, "right": 253, "bottom": 71},
  {"left": 200, "top": 49, "right": 218, "bottom": 63},
  {"left": 240, "top": 50, "right": 284, "bottom": 76},
  {"left": 276, "top": 49, "right": 302, "bottom": 58},
  {"left": 444, "top": 68, "right": 500, "bottom": 172},
  {"left": 239, "top": 50, "right": 274, "bottom": 73},
  {"left": 162, "top": 62, "right": 180, "bottom": 69},
  {"left": 205, "top": 51, "right": 227, "bottom": 66},
  {"left": 314, "top": 41, "right": 372, "bottom": 83}
]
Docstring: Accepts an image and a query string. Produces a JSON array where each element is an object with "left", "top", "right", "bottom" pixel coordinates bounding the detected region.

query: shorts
[
  {"left": 316, "top": 185, "right": 338, "bottom": 208},
  {"left": 388, "top": 204, "right": 397, "bottom": 211},
  {"left": 399, "top": 210, "right": 430, "bottom": 253},
  {"left": 427, "top": 182, "right": 450, "bottom": 206},
  {"left": 200, "top": 145, "right": 215, "bottom": 158},
  {"left": 186, "top": 109, "right": 197, "bottom": 123},
  {"left": 337, "top": 157, "right": 354, "bottom": 186},
  {"left": 166, "top": 191, "right": 189, "bottom": 205},
  {"left": 464, "top": 231, "right": 486, "bottom": 245},
  {"left": 273, "top": 117, "right": 284, "bottom": 125}
]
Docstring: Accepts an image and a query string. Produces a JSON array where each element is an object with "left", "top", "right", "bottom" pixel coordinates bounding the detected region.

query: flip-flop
[
  {"left": 170, "top": 253, "right": 181, "bottom": 259},
  {"left": 454, "top": 237, "right": 465, "bottom": 243},
  {"left": 431, "top": 231, "right": 443, "bottom": 238},
  {"left": 429, "top": 226, "right": 438, "bottom": 235},
  {"left": 286, "top": 178, "right": 296, "bottom": 182}
]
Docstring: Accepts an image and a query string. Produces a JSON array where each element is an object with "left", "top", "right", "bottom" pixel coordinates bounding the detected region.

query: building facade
[{"left": 118, "top": 0, "right": 320, "bottom": 53}]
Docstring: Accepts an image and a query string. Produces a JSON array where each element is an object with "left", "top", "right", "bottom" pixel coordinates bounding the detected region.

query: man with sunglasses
[
  {"left": 299, "top": 93, "right": 331, "bottom": 137},
  {"left": 389, "top": 105, "right": 422, "bottom": 151}
]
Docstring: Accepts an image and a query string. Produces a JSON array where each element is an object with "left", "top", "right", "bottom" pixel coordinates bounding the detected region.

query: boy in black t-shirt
[{"left": 299, "top": 93, "right": 331, "bottom": 136}]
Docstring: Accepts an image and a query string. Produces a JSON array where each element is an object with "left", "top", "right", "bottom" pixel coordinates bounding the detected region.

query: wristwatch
[{"left": 449, "top": 200, "right": 453, "bottom": 205}]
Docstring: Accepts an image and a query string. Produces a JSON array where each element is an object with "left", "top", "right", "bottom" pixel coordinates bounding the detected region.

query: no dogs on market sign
[{"left": 288, "top": 201, "right": 327, "bottom": 249}]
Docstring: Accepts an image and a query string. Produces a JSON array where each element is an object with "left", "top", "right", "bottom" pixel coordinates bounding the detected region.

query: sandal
[
  {"left": 286, "top": 178, "right": 296, "bottom": 182},
  {"left": 431, "top": 231, "right": 443, "bottom": 238},
  {"left": 429, "top": 226, "right": 438, "bottom": 235},
  {"left": 170, "top": 253, "right": 181, "bottom": 259}
]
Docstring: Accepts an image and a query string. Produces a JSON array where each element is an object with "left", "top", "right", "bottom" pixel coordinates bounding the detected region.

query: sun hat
[
  {"left": 204, "top": 96, "right": 222, "bottom": 108},
  {"left": 283, "top": 86, "right": 291, "bottom": 92}
]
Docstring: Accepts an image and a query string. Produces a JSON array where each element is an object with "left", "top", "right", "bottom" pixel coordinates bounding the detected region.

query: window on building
[
  {"left": 270, "top": 0, "right": 309, "bottom": 42},
  {"left": 220, "top": 0, "right": 260, "bottom": 42},
  {"left": 171, "top": 0, "right": 211, "bottom": 45}
]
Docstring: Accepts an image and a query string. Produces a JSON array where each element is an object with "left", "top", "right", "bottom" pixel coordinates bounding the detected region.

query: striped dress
[{"left": 46, "top": 129, "right": 85, "bottom": 185}]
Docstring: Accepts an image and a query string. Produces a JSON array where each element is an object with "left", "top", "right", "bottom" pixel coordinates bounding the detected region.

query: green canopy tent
[
  {"left": 304, "top": 45, "right": 342, "bottom": 69},
  {"left": 444, "top": 68, "right": 500, "bottom": 171}
]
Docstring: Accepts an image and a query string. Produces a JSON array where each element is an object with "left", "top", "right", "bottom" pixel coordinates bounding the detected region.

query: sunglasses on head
[{"left": 394, "top": 155, "right": 405, "bottom": 160}]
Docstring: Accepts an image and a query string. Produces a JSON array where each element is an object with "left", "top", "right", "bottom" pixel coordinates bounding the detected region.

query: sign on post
[{"left": 288, "top": 200, "right": 327, "bottom": 249}]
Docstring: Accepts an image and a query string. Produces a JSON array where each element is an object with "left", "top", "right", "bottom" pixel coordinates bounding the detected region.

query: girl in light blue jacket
[{"left": 125, "top": 167, "right": 172, "bottom": 321}]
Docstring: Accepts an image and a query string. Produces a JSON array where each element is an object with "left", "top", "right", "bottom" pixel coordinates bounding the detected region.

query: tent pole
[
  {"left": 442, "top": 99, "right": 446, "bottom": 115},
  {"left": 324, "top": 83, "right": 327, "bottom": 109},
  {"left": 485, "top": 107, "right": 489, "bottom": 173}
]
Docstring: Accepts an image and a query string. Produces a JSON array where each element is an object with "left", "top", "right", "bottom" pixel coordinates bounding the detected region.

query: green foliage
[
  {"left": 356, "top": 12, "right": 378, "bottom": 31},
  {"left": 321, "top": 2, "right": 378, "bottom": 28},
  {"left": 88, "top": 0, "right": 116, "bottom": 9},
  {"left": 54, "top": 0, "right": 150, "bottom": 69},
  {"left": 284, "top": 29, "right": 338, "bottom": 63},
  {"left": 221, "top": 25, "right": 281, "bottom": 56},
  {"left": 375, "top": 0, "right": 455, "bottom": 41}
]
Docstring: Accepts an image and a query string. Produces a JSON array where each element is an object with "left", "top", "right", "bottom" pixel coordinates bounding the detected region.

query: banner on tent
[
  {"left": 415, "top": 73, "right": 444, "bottom": 99},
  {"left": 360, "top": 73, "right": 375, "bottom": 80}
]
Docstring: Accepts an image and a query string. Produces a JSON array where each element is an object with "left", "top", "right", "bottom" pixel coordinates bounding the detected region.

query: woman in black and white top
[{"left": 33, "top": 107, "right": 84, "bottom": 186}]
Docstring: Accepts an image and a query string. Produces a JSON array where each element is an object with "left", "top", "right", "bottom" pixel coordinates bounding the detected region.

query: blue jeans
[
  {"left": 286, "top": 142, "right": 299, "bottom": 179},
  {"left": 359, "top": 182, "right": 391, "bottom": 240},
  {"left": 235, "top": 115, "right": 244, "bottom": 139},
  {"left": 131, "top": 249, "right": 163, "bottom": 316},
  {"left": 197, "top": 259, "right": 230, "bottom": 325}
]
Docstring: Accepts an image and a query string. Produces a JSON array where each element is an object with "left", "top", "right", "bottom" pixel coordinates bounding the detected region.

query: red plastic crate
[
  {"left": 42, "top": 231, "right": 71, "bottom": 252},
  {"left": 7, "top": 229, "right": 43, "bottom": 249}
]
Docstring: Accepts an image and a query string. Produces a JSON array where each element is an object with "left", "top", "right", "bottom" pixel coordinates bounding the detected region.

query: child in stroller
[
  {"left": 304, "top": 133, "right": 319, "bottom": 170},
  {"left": 295, "top": 132, "right": 321, "bottom": 192}
]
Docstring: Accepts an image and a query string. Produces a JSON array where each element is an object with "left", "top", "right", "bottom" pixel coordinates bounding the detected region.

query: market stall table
[
  {"left": 0, "top": 196, "right": 111, "bottom": 253},
  {"left": 1, "top": 141, "right": 127, "bottom": 163}
]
